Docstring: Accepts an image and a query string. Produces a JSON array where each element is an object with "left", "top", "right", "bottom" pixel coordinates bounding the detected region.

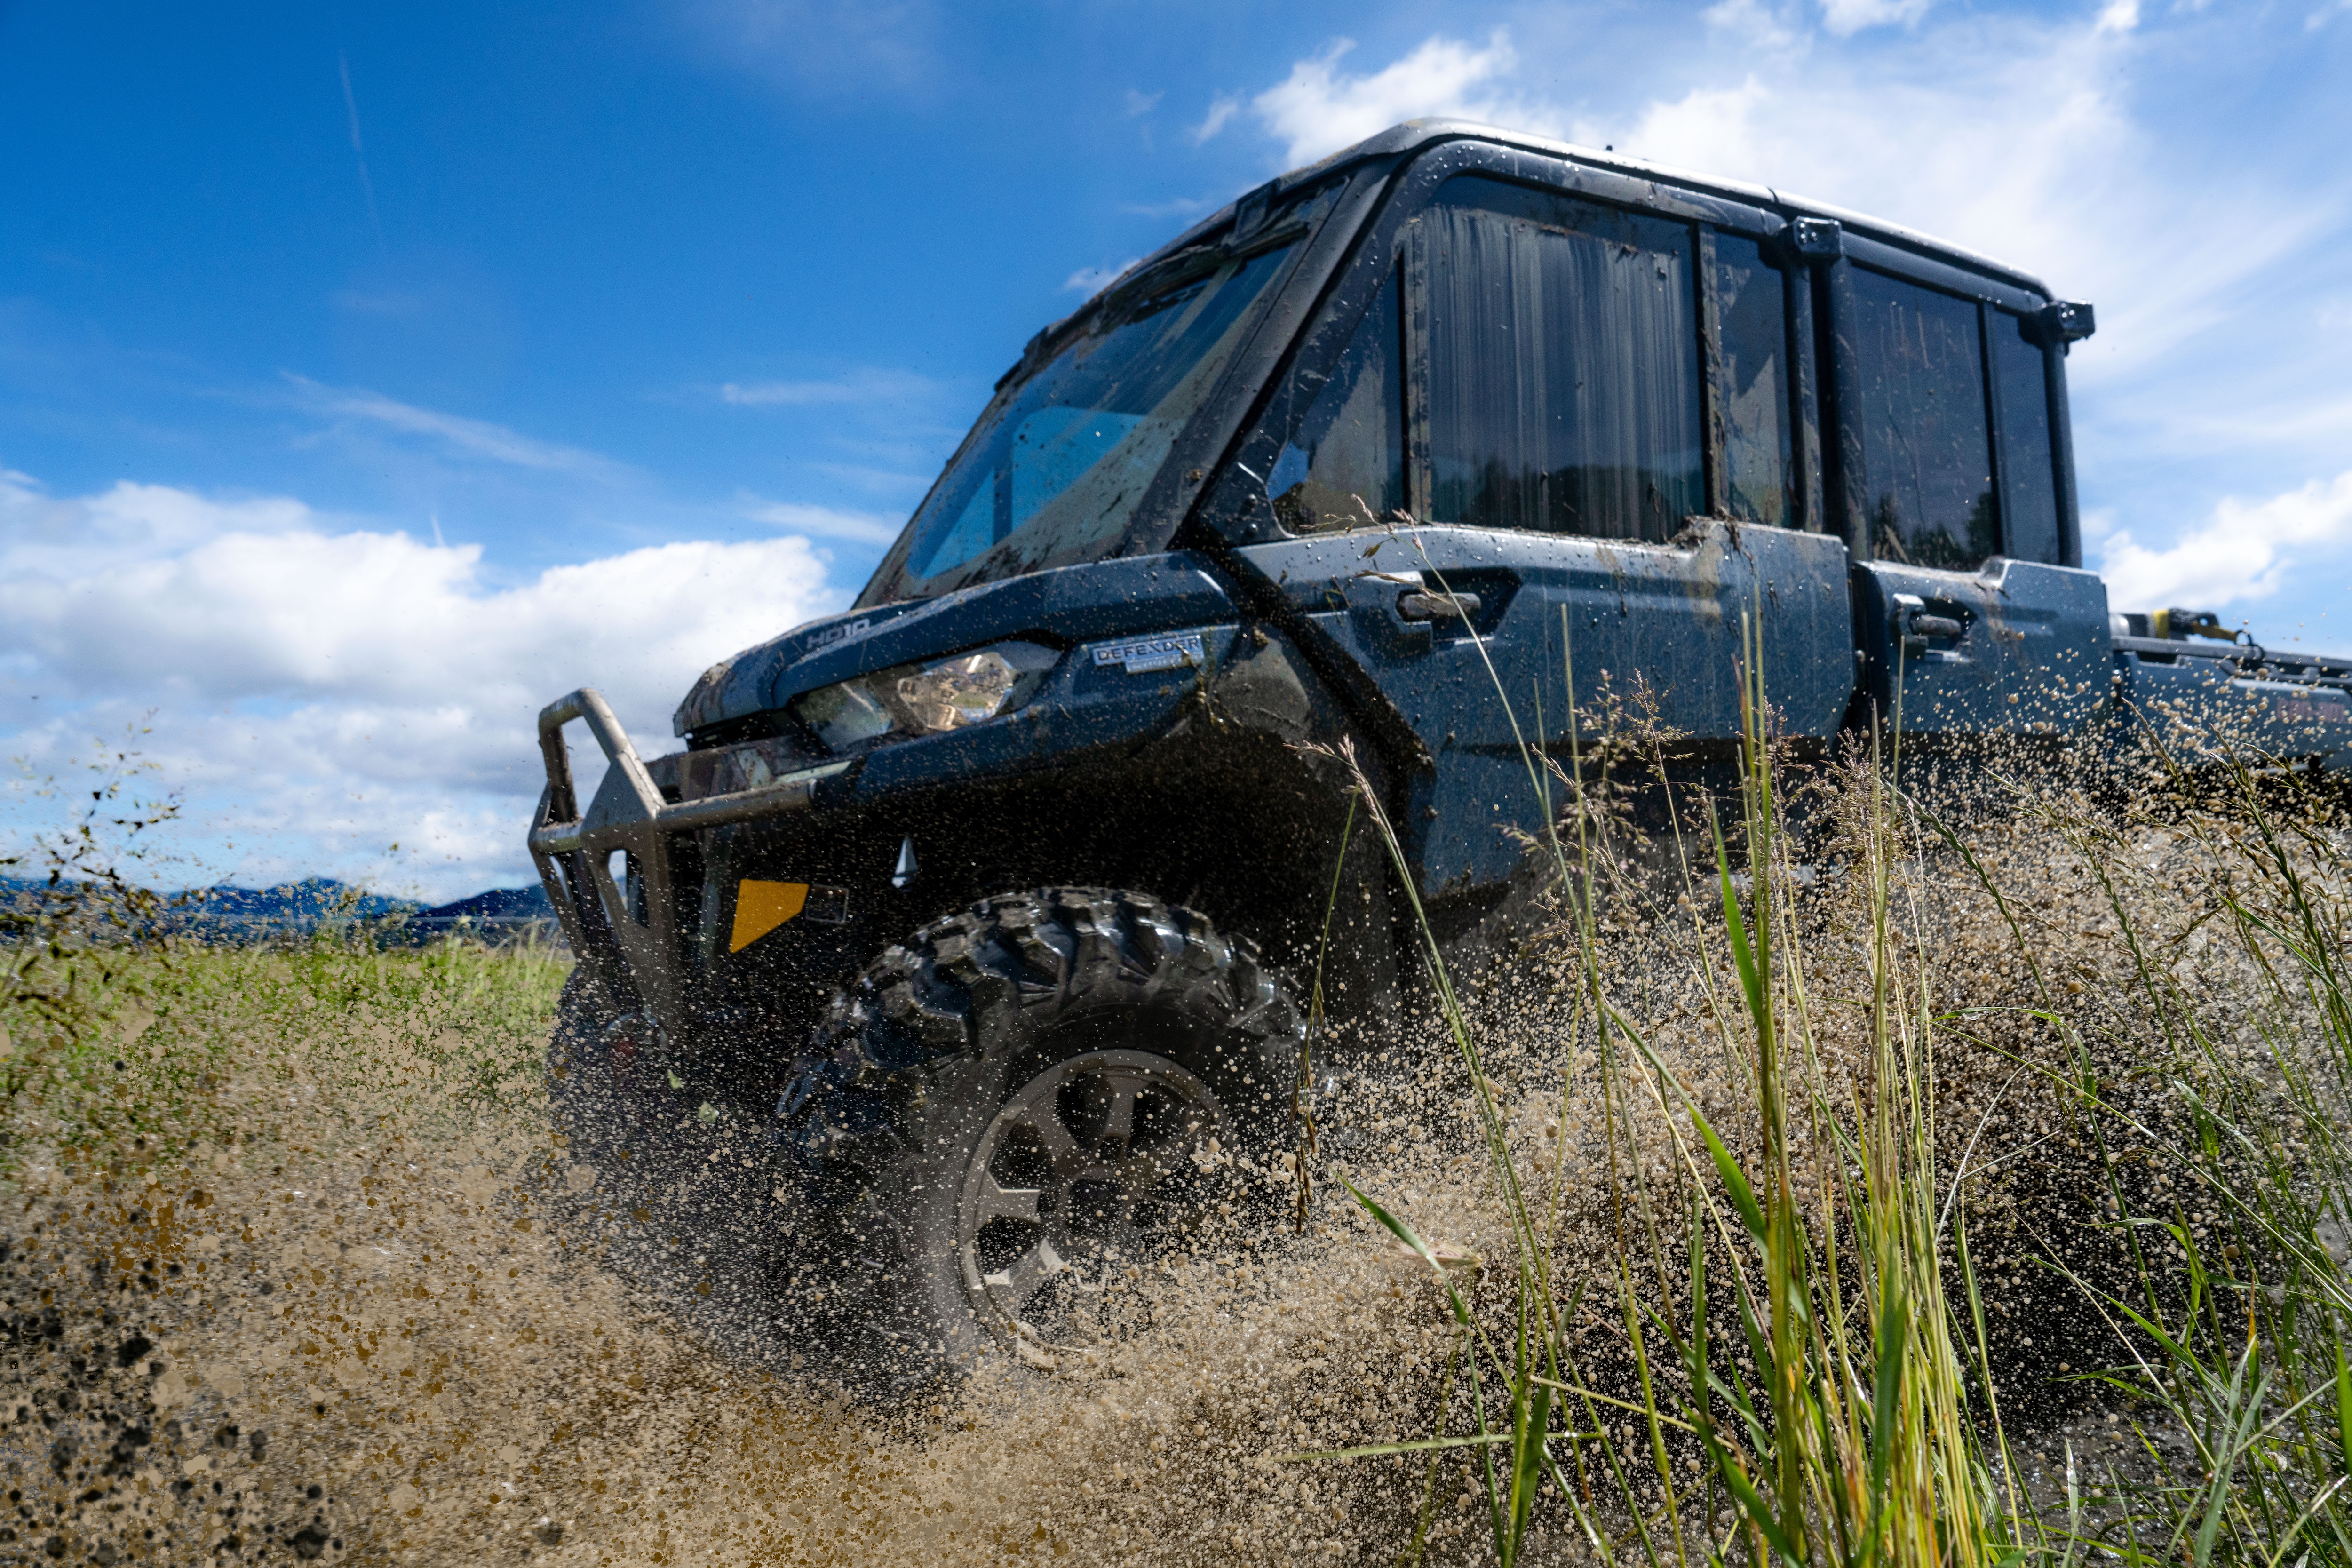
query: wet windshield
[{"left": 863, "top": 239, "right": 1298, "bottom": 602}]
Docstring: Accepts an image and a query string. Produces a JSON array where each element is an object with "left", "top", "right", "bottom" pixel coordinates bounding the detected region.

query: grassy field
[
  {"left": 3, "top": 728, "right": 2349, "bottom": 1565},
  {"left": 2, "top": 935, "right": 567, "bottom": 1176}
]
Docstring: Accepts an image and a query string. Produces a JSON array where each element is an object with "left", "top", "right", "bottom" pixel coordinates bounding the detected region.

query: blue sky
[{"left": 4, "top": 0, "right": 2350, "bottom": 898}]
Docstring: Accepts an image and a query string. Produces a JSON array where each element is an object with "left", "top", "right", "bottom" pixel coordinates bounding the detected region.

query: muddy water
[{"left": 1, "top": 801, "right": 2319, "bottom": 1565}]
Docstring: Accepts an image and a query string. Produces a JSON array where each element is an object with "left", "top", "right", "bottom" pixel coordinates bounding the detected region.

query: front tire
[{"left": 775, "top": 888, "right": 1303, "bottom": 1386}]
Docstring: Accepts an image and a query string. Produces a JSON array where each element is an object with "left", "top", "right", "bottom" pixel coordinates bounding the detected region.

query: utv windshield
[{"left": 863, "top": 239, "right": 1298, "bottom": 602}]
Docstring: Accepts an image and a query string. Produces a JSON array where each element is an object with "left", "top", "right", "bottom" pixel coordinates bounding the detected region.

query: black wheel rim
[{"left": 955, "top": 1048, "right": 1225, "bottom": 1357}]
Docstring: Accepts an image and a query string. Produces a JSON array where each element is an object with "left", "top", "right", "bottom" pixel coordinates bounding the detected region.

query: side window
[
  {"left": 1420, "top": 178, "right": 1704, "bottom": 542},
  {"left": 1265, "top": 268, "right": 1405, "bottom": 532},
  {"left": 1851, "top": 268, "right": 1996, "bottom": 570},
  {"left": 1713, "top": 233, "right": 1792, "bottom": 528},
  {"left": 1993, "top": 311, "right": 2062, "bottom": 565}
]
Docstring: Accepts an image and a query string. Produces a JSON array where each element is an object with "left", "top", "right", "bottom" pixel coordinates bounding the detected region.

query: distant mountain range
[
  {"left": 1, "top": 874, "right": 554, "bottom": 936},
  {"left": 181, "top": 876, "right": 426, "bottom": 921},
  {"left": 412, "top": 883, "right": 552, "bottom": 921}
]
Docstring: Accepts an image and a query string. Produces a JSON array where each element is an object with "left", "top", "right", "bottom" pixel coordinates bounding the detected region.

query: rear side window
[
  {"left": 1851, "top": 268, "right": 1997, "bottom": 570},
  {"left": 1713, "top": 232, "right": 1793, "bottom": 528},
  {"left": 1993, "top": 310, "right": 2062, "bottom": 565},
  {"left": 1418, "top": 177, "right": 1704, "bottom": 542}
]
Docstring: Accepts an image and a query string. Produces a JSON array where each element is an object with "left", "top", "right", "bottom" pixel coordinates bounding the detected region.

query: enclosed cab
[{"left": 530, "top": 120, "right": 2352, "bottom": 1375}]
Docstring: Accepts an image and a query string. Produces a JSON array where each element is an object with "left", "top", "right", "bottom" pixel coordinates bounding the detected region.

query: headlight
[
  {"left": 793, "top": 677, "right": 897, "bottom": 750},
  {"left": 792, "top": 641, "right": 1058, "bottom": 753},
  {"left": 897, "top": 649, "right": 1021, "bottom": 731}
]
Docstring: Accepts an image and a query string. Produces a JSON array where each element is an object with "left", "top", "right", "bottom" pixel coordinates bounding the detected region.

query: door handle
[
  {"left": 1892, "top": 593, "right": 1966, "bottom": 651},
  {"left": 1398, "top": 590, "right": 1482, "bottom": 622}
]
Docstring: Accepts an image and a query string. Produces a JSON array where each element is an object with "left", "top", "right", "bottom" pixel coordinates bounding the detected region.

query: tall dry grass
[{"left": 1282, "top": 575, "right": 2352, "bottom": 1567}]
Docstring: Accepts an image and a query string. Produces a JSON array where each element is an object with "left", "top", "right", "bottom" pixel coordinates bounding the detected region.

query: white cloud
[
  {"left": 1817, "top": 0, "right": 1933, "bottom": 36},
  {"left": 287, "top": 375, "right": 636, "bottom": 482},
  {"left": 739, "top": 495, "right": 903, "bottom": 546},
  {"left": 1188, "top": 93, "right": 1242, "bottom": 145},
  {"left": 0, "top": 469, "right": 844, "bottom": 899},
  {"left": 1248, "top": 31, "right": 1555, "bottom": 168},
  {"left": 2094, "top": 471, "right": 2352, "bottom": 611},
  {"left": 1123, "top": 88, "right": 1163, "bottom": 118},
  {"left": 1063, "top": 258, "right": 1142, "bottom": 295},
  {"left": 717, "top": 368, "right": 938, "bottom": 406},
  {"left": 1702, "top": 0, "right": 1800, "bottom": 48},
  {"left": 0, "top": 476, "right": 821, "bottom": 718}
]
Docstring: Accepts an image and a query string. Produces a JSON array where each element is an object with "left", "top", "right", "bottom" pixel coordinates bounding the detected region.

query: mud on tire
[{"left": 773, "top": 887, "right": 1303, "bottom": 1389}]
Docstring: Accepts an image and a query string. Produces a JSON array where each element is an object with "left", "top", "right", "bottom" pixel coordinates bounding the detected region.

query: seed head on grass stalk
[{"left": 1588, "top": 614, "right": 2018, "bottom": 1568}]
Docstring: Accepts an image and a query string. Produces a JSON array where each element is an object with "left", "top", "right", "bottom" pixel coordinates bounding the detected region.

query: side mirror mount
[
  {"left": 1229, "top": 178, "right": 1280, "bottom": 244},
  {"left": 2033, "top": 300, "right": 2097, "bottom": 349},
  {"left": 1769, "top": 215, "right": 1843, "bottom": 267}
]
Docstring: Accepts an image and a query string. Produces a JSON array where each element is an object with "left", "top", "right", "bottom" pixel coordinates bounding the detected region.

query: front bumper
[
  {"left": 527, "top": 687, "right": 850, "bottom": 1036},
  {"left": 527, "top": 621, "right": 1249, "bottom": 1042}
]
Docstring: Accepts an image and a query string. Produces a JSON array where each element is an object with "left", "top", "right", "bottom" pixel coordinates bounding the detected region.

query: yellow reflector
[{"left": 729, "top": 880, "right": 810, "bottom": 952}]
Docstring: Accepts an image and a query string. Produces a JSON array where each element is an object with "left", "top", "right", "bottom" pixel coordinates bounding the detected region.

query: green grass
[{"left": 0, "top": 928, "right": 567, "bottom": 1183}]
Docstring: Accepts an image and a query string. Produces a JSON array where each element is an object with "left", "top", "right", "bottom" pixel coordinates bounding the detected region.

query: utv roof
[{"left": 1159, "top": 118, "right": 2059, "bottom": 304}]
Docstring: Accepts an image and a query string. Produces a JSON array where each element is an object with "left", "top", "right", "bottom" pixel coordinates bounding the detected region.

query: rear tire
[{"left": 774, "top": 887, "right": 1303, "bottom": 1389}]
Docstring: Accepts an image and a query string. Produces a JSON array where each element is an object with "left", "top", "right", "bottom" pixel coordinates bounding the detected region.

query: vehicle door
[
  {"left": 1827, "top": 247, "right": 2110, "bottom": 733},
  {"left": 1217, "top": 153, "right": 1856, "bottom": 902}
]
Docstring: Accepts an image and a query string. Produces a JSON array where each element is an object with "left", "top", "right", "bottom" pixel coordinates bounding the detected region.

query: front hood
[{"left": 671, "top": 553, "right": 1240, "bottom": 738}]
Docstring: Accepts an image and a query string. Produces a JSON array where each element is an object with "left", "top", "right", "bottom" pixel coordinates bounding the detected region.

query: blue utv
[{"left": 528, "top": 120, "right": 2352, "bottom": 1378}]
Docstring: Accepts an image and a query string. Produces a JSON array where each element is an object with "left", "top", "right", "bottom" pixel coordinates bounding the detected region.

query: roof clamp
[
  {"left": 1771, "top": 215, "right": 1843, "bottom": 267},
  {"left": 2034, "top": 300, "right": 2098, "bottom": 348},
  {"left": 1229, "top": 179, "right": 1280, "bottom": 245}
]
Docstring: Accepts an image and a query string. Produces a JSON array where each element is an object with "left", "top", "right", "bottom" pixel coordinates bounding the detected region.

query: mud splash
[
  {"left": 2, "top": 782, "right": 2337, "bottom": 1565},
  {"left": 0, "top": 1081, "right": 1518, "bottom": 1562},
  {"left": 0, "top": 936, "right": 1554, "bottom": 1565}
]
